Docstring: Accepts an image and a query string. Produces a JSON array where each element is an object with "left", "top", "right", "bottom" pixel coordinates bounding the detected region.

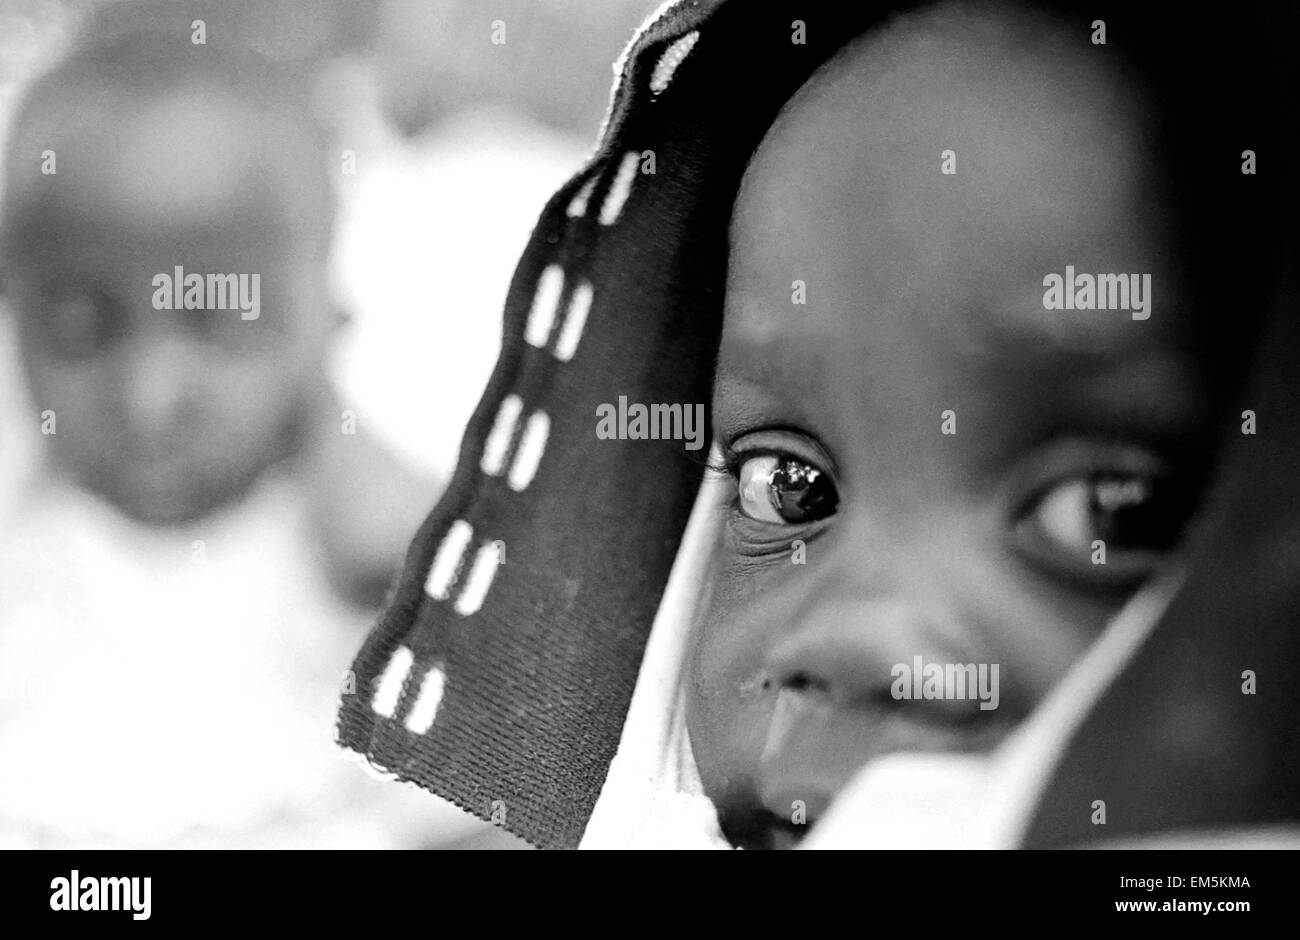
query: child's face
[
  {"left": 5, "top": 88, "right": 335, "bottom": 525},
  {"left": 686, "top": 7, "right": 1219, "bottom": 848}
]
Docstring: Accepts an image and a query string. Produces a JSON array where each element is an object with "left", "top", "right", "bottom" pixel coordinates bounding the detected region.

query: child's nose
[
  {"left": 121, "top": 339, "right": 195, "bottom": 433},
  {"left": 762, "top": 593, "right": 970, "bottom": 712}
]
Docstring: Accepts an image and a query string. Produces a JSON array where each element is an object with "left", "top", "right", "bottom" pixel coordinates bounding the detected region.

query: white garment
[{"left": 0, "top": 471, "right": 478, "bottom": 848}]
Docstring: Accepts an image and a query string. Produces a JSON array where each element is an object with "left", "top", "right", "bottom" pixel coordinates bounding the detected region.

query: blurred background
[{"left": 0, "top": 0, "right": 659, "bottom": 848}]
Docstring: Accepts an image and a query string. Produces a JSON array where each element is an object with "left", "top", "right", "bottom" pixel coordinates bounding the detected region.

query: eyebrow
[
  {"left": 716, "top": 329, "right": 840, "bottom": 387},
  {"left": 711, "top": 350, "right": 830, "bottom": 443}
]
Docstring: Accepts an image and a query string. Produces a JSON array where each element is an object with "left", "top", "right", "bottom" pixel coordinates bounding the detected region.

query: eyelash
[
  {"left": 711, "top": 445, "right": 747, "bottom": 479},
  {"left": 712, "top": 430, "right": 828, "bottom": 477}
]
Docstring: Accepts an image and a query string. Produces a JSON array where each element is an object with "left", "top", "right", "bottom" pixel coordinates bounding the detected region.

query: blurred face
[
  {"left": 5, "top": 88, "right": 335, "bottom": 524},
  {"left": 686, "top": 6, "right": 1220, "bottom": 848}
]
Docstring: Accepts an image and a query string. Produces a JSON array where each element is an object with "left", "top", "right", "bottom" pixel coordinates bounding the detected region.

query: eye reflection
[
  {"left": 736, "top": 453, "right": 838, "bottom": 524},
  {"left": 1026, "top": 472, "right": 1188, "bottom": 558}
]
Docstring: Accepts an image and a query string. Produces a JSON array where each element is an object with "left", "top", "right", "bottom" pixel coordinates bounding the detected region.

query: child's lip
[
  {"left": 751, "top": 810, "right": 817, "bottom": 851},
  {"left": 754, "top": 688, "right": 1009, "bottom": 835},
  {"left": 125, "top": 458, "right": 195, "bottom": 498}
]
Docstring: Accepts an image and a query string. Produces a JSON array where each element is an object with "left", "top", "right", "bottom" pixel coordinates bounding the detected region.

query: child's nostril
[{"left": 782, "top": 670, "right": 828, "bottom": 695}]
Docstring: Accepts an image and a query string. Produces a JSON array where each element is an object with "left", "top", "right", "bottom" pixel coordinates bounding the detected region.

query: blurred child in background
[{"left": 0, "top": 0, "right": 499, "bottom": 847}]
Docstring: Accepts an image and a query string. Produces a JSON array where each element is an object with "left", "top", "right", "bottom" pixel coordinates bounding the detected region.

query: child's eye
[
  {"left": 1021, "top": 472, "right": 1190, "bottom": 562},
  {"left": 736, "top": 453, "right": 839, "bottom": 524},
  {"left": 42, "top": 290, "right": 118, "bottom": 359}
]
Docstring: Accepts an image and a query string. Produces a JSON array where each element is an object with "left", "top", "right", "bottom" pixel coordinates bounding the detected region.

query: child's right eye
[
  {"left": 42, "top": 291, "right": 118, "bottom": 359},
  {"left": 736, "top": 453, "right": 839, "bottom": 525}
]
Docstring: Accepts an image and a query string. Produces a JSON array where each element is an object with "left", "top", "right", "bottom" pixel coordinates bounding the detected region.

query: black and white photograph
[{"left": 0, "top": 0, "right": 1295, "bottom": 923}]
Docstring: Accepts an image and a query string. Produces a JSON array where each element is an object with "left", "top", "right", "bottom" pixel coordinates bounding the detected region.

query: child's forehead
[
  {"left": 85, "top": 107, "right": 260, "bottom": 214},
  {"left": 716, "top": 3, "right": 1216, "bottom": 445},
  {"left": 7, "top": 83, "right": 325, "bottom": 252},
  {"left": 734, "top": 6, "right": 1158, "bottom": 246},
  {"left": 723, "top": 4, "right": 1190, "bottom": 368}
]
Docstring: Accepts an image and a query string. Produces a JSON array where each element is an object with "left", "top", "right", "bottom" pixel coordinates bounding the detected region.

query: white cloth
[
  {"left": 0, "top": 471, "right": 477, "bottom": 848},
  {"left": 580, "top": 466, "right": 730, "bottom": 849}
]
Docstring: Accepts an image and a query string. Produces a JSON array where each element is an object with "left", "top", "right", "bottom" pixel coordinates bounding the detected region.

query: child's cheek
[
  {"left": 686, "top": 572, "right": 782, "bottom": 800},
  {"left": 1002, "top": 593, "right": 1119, "bottom": 699},
  {"left": 22, "top": 356, "right": 118, "bottom": 449}
]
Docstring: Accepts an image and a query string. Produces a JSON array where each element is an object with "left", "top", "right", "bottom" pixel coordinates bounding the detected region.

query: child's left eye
[
  {"left": 736, "top": 453, "right": 839, "bottom": 524},
  {"left": 1021, "top": 472, "right": 1190, "bottom": 561}
]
